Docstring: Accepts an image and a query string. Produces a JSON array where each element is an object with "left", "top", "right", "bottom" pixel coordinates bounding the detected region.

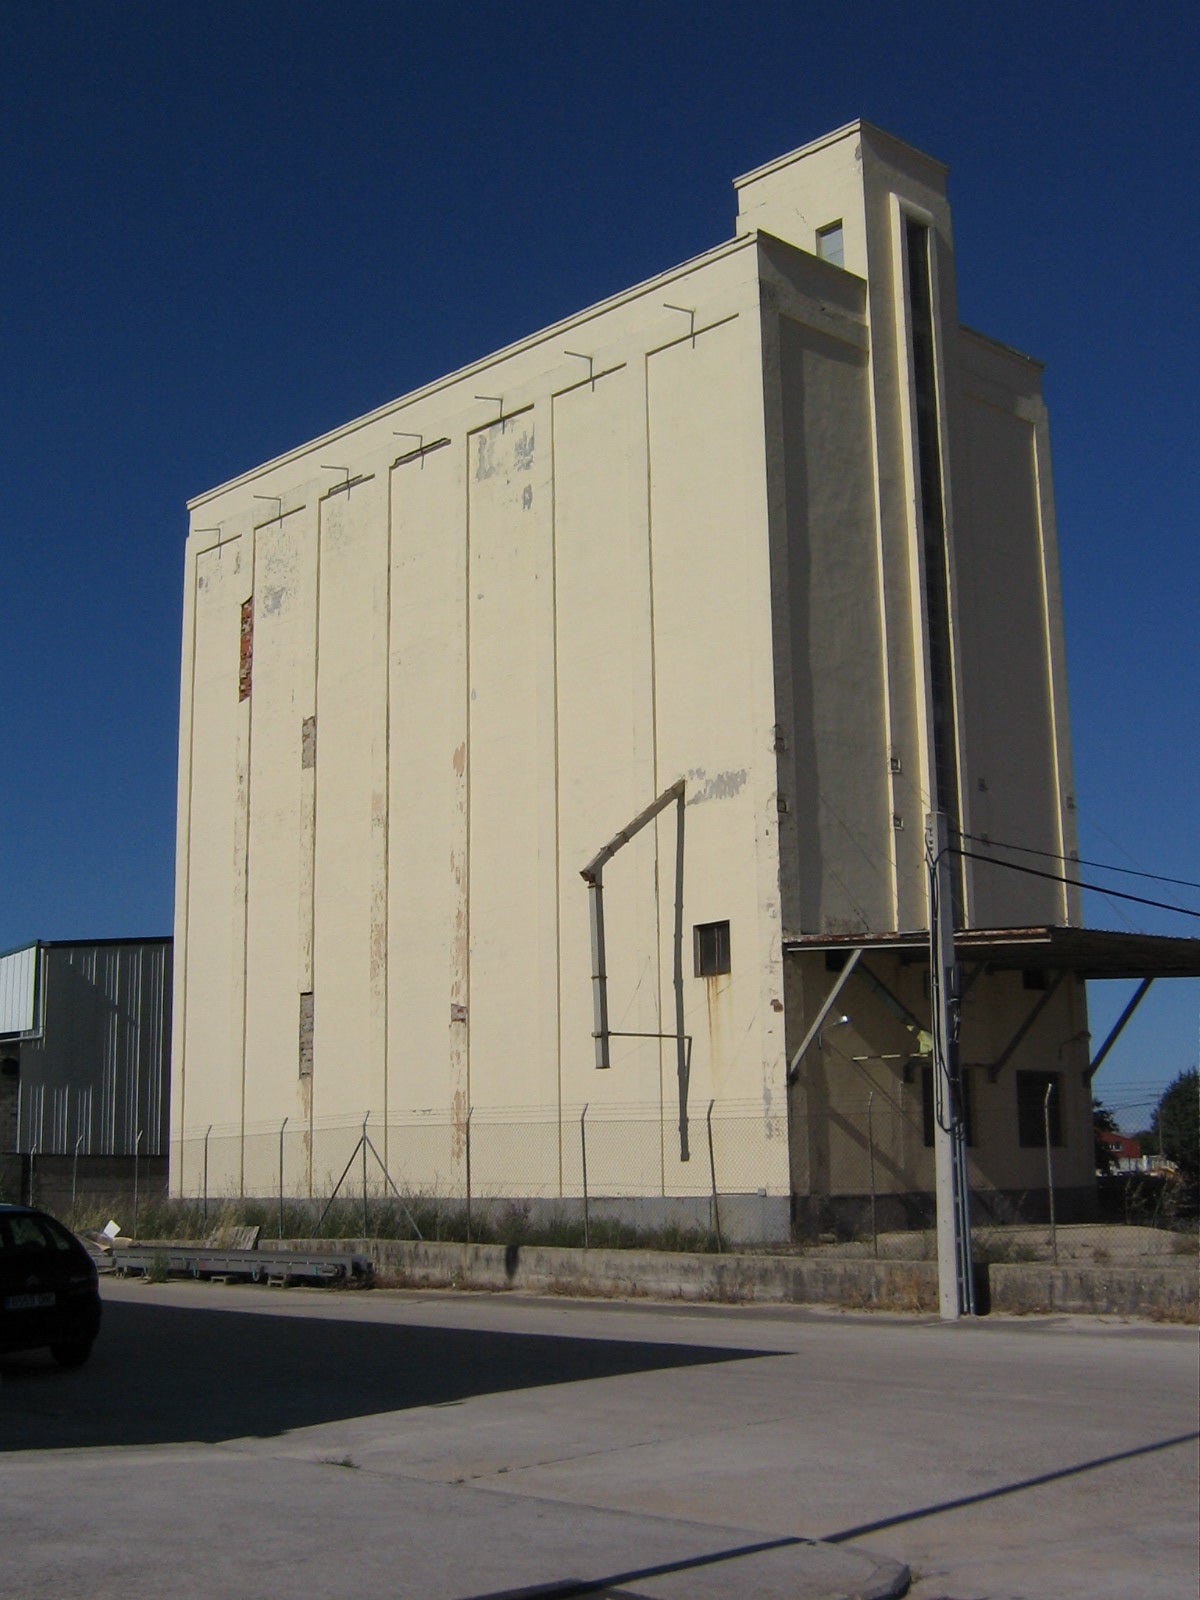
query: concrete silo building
[{"left": 172, "top": 122, "right": 1188, "bottom": 1236}]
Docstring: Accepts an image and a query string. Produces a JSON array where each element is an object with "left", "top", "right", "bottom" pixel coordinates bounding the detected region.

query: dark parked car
[{"left": 0, "top": 1203, "right": 102, "bottom": 1367}]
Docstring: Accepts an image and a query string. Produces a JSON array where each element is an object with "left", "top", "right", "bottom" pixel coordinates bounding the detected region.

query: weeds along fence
[
  {"left": 159, "top": 1094, "right": 1200, "bottom": 1265},
  {"left": 173, "top": 1104, "right": 792, "bottom": 1248}
]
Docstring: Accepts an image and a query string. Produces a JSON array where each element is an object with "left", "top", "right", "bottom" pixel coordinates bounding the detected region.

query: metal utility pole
[{"left": 926, "top": 812, "right": 975, "bottom": 1319}]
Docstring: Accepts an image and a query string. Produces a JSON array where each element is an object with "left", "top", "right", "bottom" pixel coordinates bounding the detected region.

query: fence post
[
  {"left": 362, "top": 1112, "right": 370, "bottom": 1241},
  {"left": 133, "top": 1128, "right": 143, "bottom": 1240},
  {"left": 278, "top": 1116, "right": 288, "bottom": 1240},
  {"left": 706, "top": 1100, "right": 723, "bottom": 1253},
  {"left": 72, "top": 1133, "right": 84, "bottom": 1229},
  {"left": 867, "top": 1090, "right": 878, "bottom": 1259},
  {"left": 1044, "top": 1083, "right": 1058, "bottom": 1264},
  {"left": 203, "top": 1124, "right": 212, "bottom": 1225},
  {"left": 580, "top": 1103, "right": 589, "bottom": 1249},
  {"left": 465, "top": 1106, "right": 473, "bottom": 1244}
]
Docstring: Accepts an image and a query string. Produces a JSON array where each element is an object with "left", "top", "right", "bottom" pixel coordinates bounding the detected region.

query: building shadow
[{"left": 0, "top": 1293, "right": 770, "bottom": 1453}]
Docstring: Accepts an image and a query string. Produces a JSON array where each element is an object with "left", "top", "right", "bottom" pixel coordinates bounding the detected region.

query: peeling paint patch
[
  {"left": 522, "top": 484, "right": 533, "bottom": 511},
  {"left": 475, "top": 422, "right": 534, "bottom": 481},
  {"left": 299, "top": 992, "right": 314, "bottom": 1078},
  {"left": 239, "top": 598, "right": 254, "bottom": 700},
  {"left": 475, "top": 431, "right": 501, "bottom": 481},
  {"left": 261, "top": 585, "right": 286, "bottom": 616},
  {"left": 686, "top": 767, "right": 748, "bottom": 804},
  {"left": 452, "top": 741, "right": 466, "bottom": 777},
  {"left": 451, "top": 1088, "right": 468, "bottom": 1163}
]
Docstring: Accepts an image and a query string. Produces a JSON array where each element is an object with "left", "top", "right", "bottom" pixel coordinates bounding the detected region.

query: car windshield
[{"left": 0, "top": 1213, "right": 75, "bottom": 1253}]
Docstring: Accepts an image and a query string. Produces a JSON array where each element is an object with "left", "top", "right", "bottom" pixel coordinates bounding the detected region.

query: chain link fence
[
  {"left": 804, "top": 1074, "right": 1197, "bottom": 1266},
  {"left": 163, "top": 1096, "right": 1196, "bottom": 1266},
  {"left": 172, "top": 1104, "right": 791, "bottom": 1246}
]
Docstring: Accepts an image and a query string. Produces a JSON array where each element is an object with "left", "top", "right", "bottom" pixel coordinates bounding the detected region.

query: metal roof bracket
[{"left": 1084, "top": 976, "right": 1154, "bottom": 1085}]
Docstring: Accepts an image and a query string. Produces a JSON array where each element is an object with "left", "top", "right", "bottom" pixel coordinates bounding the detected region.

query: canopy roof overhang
[
  {"left": 782, "top": 925, "right": 1200, "bottom": 980},
  {"left": 783, "top": 927, "right": 1200, "bottom": 1083}
]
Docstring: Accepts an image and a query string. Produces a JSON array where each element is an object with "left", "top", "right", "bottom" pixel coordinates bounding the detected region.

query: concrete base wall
[
  {"left": 232, "top": 1190, "right": 793, "bottom": 1246},
  {"left": 260, "top": 1238, "right": 1195, "bottom": 1322},
  {"left": 989, "top": 1262, "right": 1198, "bottom": 1321},
  {"left": 479, "top": 1193, "right": 792, "bottom": 1245},
  {"left": 145, "top": 1232, "right": 1196, "bottom": 1321},
  {"left": 301, "top": 1238, "right": 942, "bottom": 1312}
]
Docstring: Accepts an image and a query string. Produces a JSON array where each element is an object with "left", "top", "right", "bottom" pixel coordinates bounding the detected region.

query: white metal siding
[
  {"left": 0, "top": 945, "right": 38, "bottom": 1037},
  {"left": 15, "top": 941, "right": 172, "bottom": 1155}
]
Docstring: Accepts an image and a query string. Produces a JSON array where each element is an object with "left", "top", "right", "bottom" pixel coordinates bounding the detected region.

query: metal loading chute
[{"left": 580, "top": 779, "right": 691, "bottom": 1159}]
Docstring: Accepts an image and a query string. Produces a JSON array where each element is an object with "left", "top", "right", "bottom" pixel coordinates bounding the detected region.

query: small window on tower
[
  {"left": 694, "top": 921, "right": 731, "bottom": 977},
  {"left": 817, "top": 221, "right": 844, "bottom": 268}
]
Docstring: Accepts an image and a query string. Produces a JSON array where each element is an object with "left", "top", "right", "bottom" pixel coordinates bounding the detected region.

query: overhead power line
[
  {"left": 954, "top": 829, "right": 1200, "bottom": 895},
  {"left": 953, "top": 848, "right": 1200, "bottom": 921}
]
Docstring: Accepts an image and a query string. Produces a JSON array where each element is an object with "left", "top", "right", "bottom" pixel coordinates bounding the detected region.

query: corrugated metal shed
[
  {"left": 0, "top": 944, "right": 40, "bottom": 1037},
  {"left": 11, "top": 938, "right": 172, "bottom": 1157}
]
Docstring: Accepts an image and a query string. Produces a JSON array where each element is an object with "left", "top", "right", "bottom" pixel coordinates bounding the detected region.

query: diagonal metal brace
[
  {"left": 786, "top": 949, "right": 863, "bottom": 1084},
  {"left": 1085, "top": 977, "right": 1153, "bottom": 1084}
]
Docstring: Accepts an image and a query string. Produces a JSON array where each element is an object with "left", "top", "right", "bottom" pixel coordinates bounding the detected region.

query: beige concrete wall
[
  {"left": 746, "top": 121, "right": 1077, "bottom": 939},
  {"left": 745, "top": 124, "right": 954, "bottom": 931},
  {"left": 242, "top": 506, "right": 317, "bottom": 1187},
  {"left": 387, "top": 441, "right": 466, "bottom": 1166},
  {"left": 954, "top": 331, "right": 1079, "bottom": 925},
  {"left": 735, "top": 120, "right": 878, "bottom": 278},
  {"left": 173, "top": 237, "right": 792, "bottom": 1202},
  {"left": 765, "top": 262, "right": 892, "bottom": 936},
  {"left": 172, "top": 533, "right": 249, "bottom": 1192},
  {"left": 173, "top": 123, "right": 1084, "bottom": 1215}
]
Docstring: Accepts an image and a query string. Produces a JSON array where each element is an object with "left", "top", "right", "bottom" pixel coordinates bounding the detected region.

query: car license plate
[{"left": 5, "top": 1292, "right": 56, "bottom": 1310}]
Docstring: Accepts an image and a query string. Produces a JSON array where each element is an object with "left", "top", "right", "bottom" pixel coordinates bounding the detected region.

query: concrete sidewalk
[{"left": 3, "top": 1449, "right": 907, "bottom": 1599}]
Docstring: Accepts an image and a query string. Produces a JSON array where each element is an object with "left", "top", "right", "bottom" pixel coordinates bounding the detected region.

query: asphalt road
[{"left": 1, "top": 1278, "right": 1195, "bottom": 1599}]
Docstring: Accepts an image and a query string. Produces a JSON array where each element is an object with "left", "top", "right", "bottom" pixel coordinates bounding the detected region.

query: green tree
[{"left": 1153, "top": 1069, "right": 1199, "bottom": 1207}]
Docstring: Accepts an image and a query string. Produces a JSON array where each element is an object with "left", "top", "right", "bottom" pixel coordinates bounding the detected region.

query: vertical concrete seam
[
  {"left": 549, "top": 395, "right": 564, "bottom": 1193},
  {"left": 861, "top": 254, "right": 903, "bottom": 929},
  {"left": 642, "top": 349, "right": 667, "bottom": 1193},
  {"left": 383, "top": 463, "right": 395, "bottom": 1169},
  {"left": 176, "top": 548, "right": 201, "bottom": 1179},
  {"left": 464, "top": 433, "right": 472, "bottom": 1115},
  {"left": 239, "top": 530, "right": 257, "bottom": 1196},
  {"left": 310, "top": 497, "right": 324, "bottom": 1177}
]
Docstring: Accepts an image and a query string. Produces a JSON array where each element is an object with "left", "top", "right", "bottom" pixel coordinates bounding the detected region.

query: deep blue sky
[{"left": 2, "top": 2, "right": 1196, "bottom": 1127}]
